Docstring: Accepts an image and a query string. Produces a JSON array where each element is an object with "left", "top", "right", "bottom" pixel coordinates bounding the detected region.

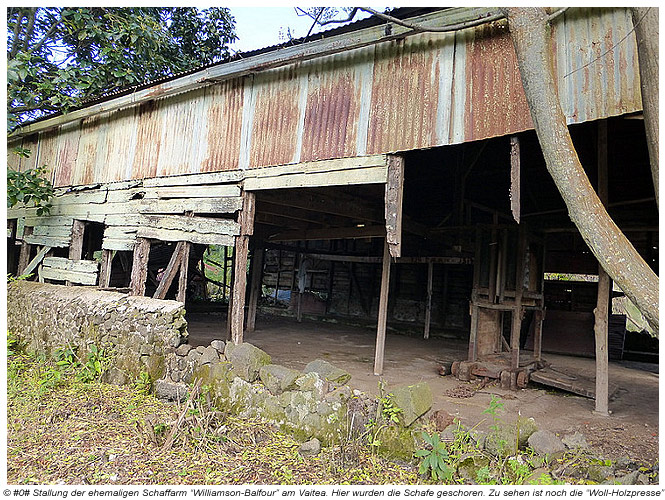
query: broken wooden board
[
  {"left": 41, "top": 257, "right": 99, "bottom": 285},
  {"left": 530, "top": 367, "right": 619, "bottom": 399}
]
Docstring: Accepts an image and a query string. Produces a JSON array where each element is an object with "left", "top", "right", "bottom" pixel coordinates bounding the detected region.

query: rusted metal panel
[
  {"left": 464, "top": 21, "right": 533, "bottom": 142},
  {"left": 367, "top": 33, "right": 443, "bottom": 154},
  {"left": 51, "top": 122, "right": 81, "bottom": 187},
  {"left": 131, "top": 100, "right": 163, "bottom": 180},
  {"left": 553, "top": 7, "right": 641, "bottom": 124},
  {"left": 73, "top": 115, "right": 104, "bottom": 185},
  {"left": 249, "top": 66, "right": 301, "bottom": 168},
  {"left": 99, "top": 107, "right": 136, "bottom": 183},
  {"left": 156, "top": 87, "right": 208, "bottom": 177},
  {"left": 299, "top": 49, "right": 366, "bottom": 162},
  {"left": 202, "top": 79, "right": 244, "bottom": 172}
]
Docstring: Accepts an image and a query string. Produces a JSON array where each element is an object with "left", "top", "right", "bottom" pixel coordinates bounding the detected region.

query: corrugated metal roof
[{"left": 16, "top": 7, "right": 642, "bottom": 188}]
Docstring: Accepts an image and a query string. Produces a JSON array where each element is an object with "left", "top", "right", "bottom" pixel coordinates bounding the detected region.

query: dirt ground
[{"left": 187, "top": 313, "right": 659, "bottom": 465}]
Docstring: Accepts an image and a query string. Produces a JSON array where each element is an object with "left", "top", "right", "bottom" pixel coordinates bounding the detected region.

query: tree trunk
[
  {"left": 631, "top": 7, "right": 659, "bottom": 208},
  {"left": 501, "top": 7, "right": 659, "bottom": 333}
]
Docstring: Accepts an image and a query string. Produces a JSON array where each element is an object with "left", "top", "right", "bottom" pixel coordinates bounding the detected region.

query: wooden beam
[
  {"left": 424, "top": 262, "right": 434, "bottom": 339},
  {"left": 373, "top": 240, "right": 392, "bottom": 376},
  {"left": 244, "top": 166, "right": 387, "bottom": 191},
  {"left": 268, "top": 225, "right": 385, "bottom": 242},
  {"left": 99, "top": 249, "right": 113, "bottom": 288},
  {"left": 68, "top": 220, "right": 86, "bottom": 261},
  {"left": 384, "top": 155, "right": 405, "bottom": 258},
  {"left": 510, "top": 136, "right": 521, "bottom": 224},
  {"left": 259, "top": 191, "right": 384, "bottom": 224},
  {"left": 510, "top": 229, "right": 527, "bottom": 374},
  {"left": 176, "top": 242, "right": 191, "bottom": 303},
  {"left": 246, "top": 246, "right": 265, "bottom": 333},
  {"left": 130, "top": 238, "right": 151, "bottom": 296},
  {"left": 22, "top": 245, "right": 52, "bottom": 277},
  {"left": 153, "top": 241, "right": 186, "bottom": 300},
  {"left": 230, "top": 192, "right": 256, "bottom": 344},
  {"left": 17, "top": 227, "right": 34, "bottom": 275}
]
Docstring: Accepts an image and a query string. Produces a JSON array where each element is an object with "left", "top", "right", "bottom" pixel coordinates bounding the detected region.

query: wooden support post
[
  {"left": 130, "top": 238, "right": 151, "bottom": 296},
  {"left": 274, "top": 249, "right": 282, "bottom": 300},
  {"left": 594, "top": 118, "right": 610, "bottom": 416},
  {"left": 468, "top": 304, "right": 479, "bottom": 361},
  {"left": 510, "top": 136, "right": 521, "bottom": 223},
  {"left": 424, "top": 262, "right": 434, "bottom": 339},
  {"left": 533, "top": 309, "right": 544, "bottom": 361},
  {"left": 23, "top": 245, "right": 51, "bottom": 278},
  {"left": 246, "top": 246, "right": 265, "bottom": 333},
  {"left": 230, "top": 192, "right": 255, "bottom": 345},
  {"left": 69, "top": 220, "right": 86, "bottom": 261},
  {"left": 17, "top": 227, "right": 33, "bottom": 275},
  {"left": 373, "top": 240, "right": 392, "bottom": 376},
  {"left": 510, "top": 229, "right": 527, "bottom": 373},
  {"left": 154, "top": 241, "right": 186, "bottom": 299},
  {"left": 176, "top": 242, "right": 191, "bottom": 303},
  {"left": 385, "top": 155, "right": 404, "bottom": 258},
  {"left": 99, "top": 249, "right": 113, "bottom": 288},
  {"left": 594, "top": 270, "right": 611, "bottom": 415}
]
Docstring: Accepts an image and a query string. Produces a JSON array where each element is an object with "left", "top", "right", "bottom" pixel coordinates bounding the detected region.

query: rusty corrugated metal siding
[{"left": 33, "top": 8, "right": 641, "bottom": 187}]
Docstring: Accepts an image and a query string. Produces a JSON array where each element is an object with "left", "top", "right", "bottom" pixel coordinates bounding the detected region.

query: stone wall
[
  {"left": 156, "top": 340, "right": 433, "bottom": 457},
  {"left": 7, "top": 281, "right": 187, "bottom": 385}
]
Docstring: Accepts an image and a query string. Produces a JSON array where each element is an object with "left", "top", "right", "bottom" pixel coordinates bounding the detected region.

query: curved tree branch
[{"left": 501, "top": 7, "right": 658, "bottom": 332}]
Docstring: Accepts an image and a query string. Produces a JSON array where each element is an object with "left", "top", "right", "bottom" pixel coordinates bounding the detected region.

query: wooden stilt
[
  {"left": 17, "top": 227, "right": 33, "bottom": 275},
  {"left": 373, "top": 240, "right": 391, "bottom": 376},
  {"left": 468, "top": 304, "right": 479, "bottom": 361},
  {"left": 594, "top": 270, "right": 611, "bottom": 415},
  {"left": 153, "top": 241, "right": 186, "bottom": 299},
  {"left": 99, "top": 249, "right": 113, "bottom": 288},
  {"left": 130, "top": 237, "right": 151, "bottom": 296},
  {"left": 424, "top": 261, "right": 434, "bottom": 339},
  {"left": 176, "top": 242, "right": 191, "bottom": 303},
  {"left": 230, "top": 192, "right": 255, "bottom": 345},
  {"left": 510, "top": 229, "right": 527, "bottom": 372},
  {"left": 247, "top": 246, "right": 265, "bottom": 332},
  {"left": 533, "top": 309, "right": 544, "bottom": 361},
  {"left": 69, "top": 220, "right": 86, "bottom": 261}
]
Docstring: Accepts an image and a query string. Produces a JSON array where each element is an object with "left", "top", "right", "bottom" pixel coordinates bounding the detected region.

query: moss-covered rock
[
  {"left": 259, "top": 364, "right": 301, "bottom": 395},
  {"left": 390, "top": 382, "right": 432, "bottom": 427},
  {"left": 374, "top": 425, "right": 421, "bottom": 461},
  {"left": 225, "top": 343, "right": 271, "bottom": 382},
  {"left": 304, "top": 359, "right": 351, "bottom": 385}
]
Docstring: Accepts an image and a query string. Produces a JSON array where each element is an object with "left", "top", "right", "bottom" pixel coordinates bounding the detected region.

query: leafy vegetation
[
  {"left": 7, "top": 7, "right": 237, "bottom": 130},
  {"left": 7, "top": 147, "right": 54, "bottom": 214}
]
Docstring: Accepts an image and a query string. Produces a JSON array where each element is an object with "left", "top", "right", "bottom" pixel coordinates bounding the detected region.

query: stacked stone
[{"left": 7, "top": 281, "right": 187, "bottom": 385}]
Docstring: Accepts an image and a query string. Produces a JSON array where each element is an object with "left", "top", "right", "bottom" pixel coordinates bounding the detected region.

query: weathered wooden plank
[
  {"left": 104, "top": 226, "right": 138, "bottom": 239},
  {"left": 143, "top": 170, "right": 244, "bottom": 187},
  {"left": 69, "top": 219, "right": 86, "bottom": 261},
  {"left": 424, "top": 261, "right": 434, "bottom": 340},
  {"left": 32, "top": 225, "right": 73, "bottom": 238},
  {"left": 41, "top": 266, "right": 98, "bottom": 285},
  {"left": 52, "top": 190, "right": 109, "bottom": 205},
  {"left": 373, "top": 240, "right": 392, "bottom": 376},
  {"left": 143, "top": 184, "right": 241, "bottom": 199},
  {"left": 246, "top": 154, "right": 388, "bottom": 178},
  {"left": 43, "top": 257, "right": 99, "bottom": 273},
  {"left": 23, "top": 235, "right": 69, "bottom": 248},
  {"left": 23, "top": 246, "right": 52, "bottom": 276},
  {"left": 244, "top": 165, "right": 388, "bottom": 191},
  {"left": 136, "top": 227, "right": 235, "bottom": 246},
  {"left": 17, "top": 227, "right": 33, "bottom": 274},
  {"left": 177, "top": 242, "right": 191, "bottom": 303},
  {"left": 246, "top": 247, "right": 265, "bottom": 333},
  {"left": 384, "top": 155, "right": 404, "bottom": 258},
  {"left": 102, "top": 237, "right": 136, "bottom": 251},
  {"left": 154, "top": 241, "right": 186, "bottom": 300},
  {"left": 130, "top": 237, "right": 151, "bottom": 296},
  {"left": 230, "top": 235, "right": 249, "bottom": 344},
  {"left": 24, "top": 215, "right": 74, "bottom": 227},
  {"left": 99, "top": 249, "right": 113, "bottom": 288},
  {"left": 138, "top": 197, "right": 243, "bottom": 215},
  {"left": 510, "top": 136, "right": 521, "bottom": 223},
  {"left": 141, "top": 214, "right": 240, "bottom": 236},
  {"left": 104, "top": 214, "right": 142, "bottom": 226}
]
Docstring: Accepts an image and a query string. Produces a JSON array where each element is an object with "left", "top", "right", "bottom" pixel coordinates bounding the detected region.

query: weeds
[{"left": 415, "top": 431, "right": 454, "bottom": 481}]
